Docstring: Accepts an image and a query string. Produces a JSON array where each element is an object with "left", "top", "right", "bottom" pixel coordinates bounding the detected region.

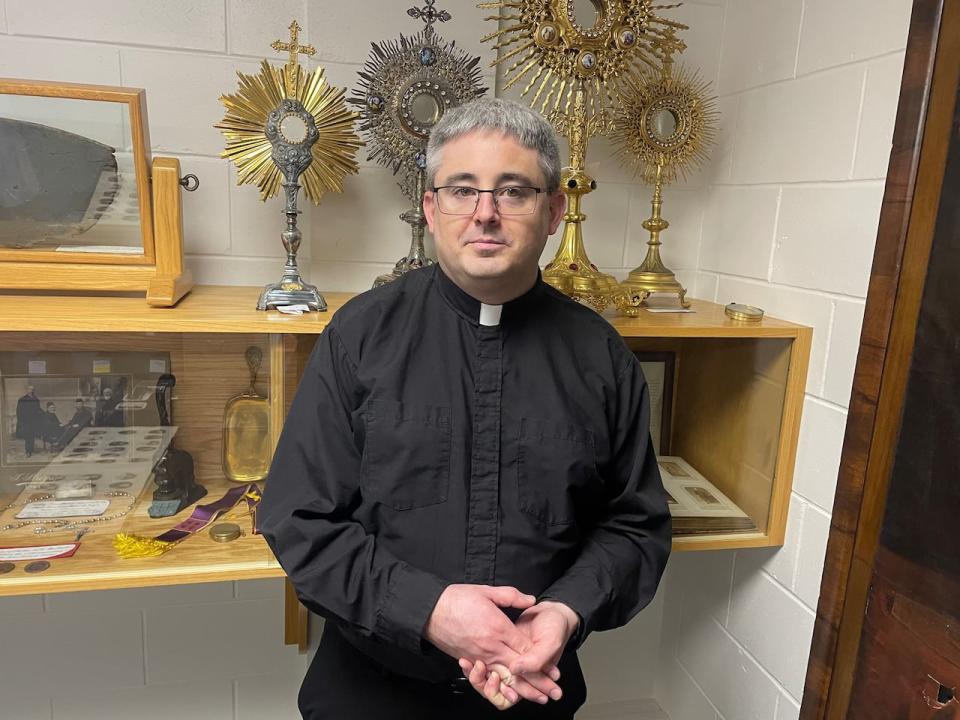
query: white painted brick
[
  {"left": 235, "top": 577, "right": 285, "bottom": 600},
  {"left": 794, "top": 502, "right": 831, "bottom": 610},
  {"left": 625, "top": 188, "right": 703, "bottom": 272},
  {"left": 693, "top": 272, "right": 719, "bottom": 301},
  {"left": 311, "top": 165, "right": 413, "bottom": 264},
  {"left": 715, "top": 278, "right": 833, "bottom": 395},
  {"left": 540, "top": 182, "right": 630, "bottom": 271},
  {"left": 236, "top": 672, "right": 305, "bottom": 720},
  {"left": 717, "top": 0, "right": 802, "bottom": 95},
  {"left": 797, "top": 0, "right": 912, "bottom": 75},
  {"left": 0, "top": 37, "right": 120, "bottom": 85},
  {"left": 6, "top": 0, "right": 225, "bottom": 52},
  {"left": 5, "top": 697, "right": 50, "bottom": 720},
  {"left": 777, "top": 692, "right": 801, "bottom": 720},
  {"left": 309, "top": 260, "right": 397, "bottom": 293},
  {"left": 677, "top": 615, "right": 780, "bottom": 720},
  {"left": 121, "top": 51, "right": 257, "bottom": 157},
  {"left": 677, "top": 550, "right": 735, "bottom": 626},
  {"left": 654, "top": 658, "right": 718, "bottom": 720},
  {"left": 656, "top": 561, "right": 683, "bottom": 660},
  {"left": 229, "top": 0, "right": 308, "bottom": 57},
  {"left": 727, "top": 561, "right": 815, "bottom": 698},
  {"left": 793, "top": 397, "right": 847, "bottom": 512},
  {"left": 668, "top": 4, "right": 725, "bottom": 87},
  {"left": 307, "top": 0, "right": 489, "bottom": 67},
  {"left": 229, "top": 170, "right": 300, "bottom": 259},
  {"left": 45, "top": 582, "right": 234, "bottom": 613},
  {"left": 580, "top": 588, "right": 665, "bottom": 702},
  {"left": 0, "top": 610, "right": 144, "bottom": 695},
  {"left": 1, "top": 3, "right": 7, "bottom": 33},
  {"left": 0, "top": 593, "right": 44, "bottom": 615},
  {"left": 52, "top": 681, "right": 234, "bottom": 720},
  {"left": 736, "top": 494, "right": 804, "bottom": 589},
  {"left": 145, "top": 598, "right": 307, "bottom": 684},
  {"left": 583, "top": 135, "right": 649, "bottom": 187},
  {"left": 177, "top": 156, "right": 232, "bottom": 256},
  {"left": 853, "top": 52, "right": 907, "bottom": 180},
  {"left": 703, "top": 93, "right": 738, "bottom": 186},
  {"left": 188, "top": 255, "right": 310, "bottom": 286},
  {"left": 771, "top": 183, "right": 883, "bottom": 297},
  {"left": 823, "top": 299, "right": 866, "bottom": 406},
  {"left": 699, "top": 186, "right": 779, "bottom": 279},
  {"left": 730, "top": 68, "right": 864, "bottom": 184}
]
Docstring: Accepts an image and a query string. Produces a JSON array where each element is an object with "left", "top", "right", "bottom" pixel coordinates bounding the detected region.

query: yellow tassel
[{"left": 113, "top": 533, "right": 175, "bottom": 559}]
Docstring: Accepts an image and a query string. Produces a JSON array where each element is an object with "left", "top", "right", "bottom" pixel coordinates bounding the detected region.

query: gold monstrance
[
  {"left": 611, "top": 47, "right": 717, "bottom": 308},
  {"left": 216, "top": 21, "right": 361, "bottom": 311},
  {"left": 480, "top": 0, "right": 687, "bottom": 311}
]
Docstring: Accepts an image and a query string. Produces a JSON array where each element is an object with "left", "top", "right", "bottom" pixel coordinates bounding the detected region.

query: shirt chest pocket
[
  {"left": 517, "top": 417, "right": 599, "bottom": 526},
  {"left": 361, "top": 399, "right": 451, "bottom": 510}
]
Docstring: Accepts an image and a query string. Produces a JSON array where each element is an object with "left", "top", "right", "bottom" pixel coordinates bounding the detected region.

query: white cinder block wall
[
  {"left": 0, "top": 0, "right": 911, "bottom": 717},
  {"left": 653, "top": 1, "right": 913, "bottom": 720}
]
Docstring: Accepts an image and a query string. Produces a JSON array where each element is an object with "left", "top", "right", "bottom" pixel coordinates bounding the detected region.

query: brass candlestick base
[{"left": 619, "top": 163, "right": 690, "bottom": 309}]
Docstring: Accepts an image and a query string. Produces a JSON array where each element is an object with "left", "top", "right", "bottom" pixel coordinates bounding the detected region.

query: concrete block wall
[
  {"left": 0, "top": 0, "right": 912, "bottom": 717},
  {"left": 653, "top": 1, "right": 913, "bottom": 719}
]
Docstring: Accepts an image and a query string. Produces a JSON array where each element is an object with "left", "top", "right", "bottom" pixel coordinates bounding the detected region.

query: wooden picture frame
[
  {"left": 633, "top": 350, "right": 676, "bottom": 455},
  {"left": 0, "top": 78, "right": 192, "bottom": 306}
]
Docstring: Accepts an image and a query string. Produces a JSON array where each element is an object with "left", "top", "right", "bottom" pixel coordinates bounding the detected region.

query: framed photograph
[
  {"left": 633, "top": 350, "right": 676, "bottom": 455},
  {"left": 0, "top": 350, "right": 169, "bottom": 470},
  {"left": 0, "top": 78, "right": 192, "bottom": 305}
]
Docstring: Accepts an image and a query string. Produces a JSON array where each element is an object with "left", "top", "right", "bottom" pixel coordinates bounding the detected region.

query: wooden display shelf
[
  {"left": 0, "top": 284, "right": 811, "bottom": 599},
  {"left": 0, "top": 475, "right": 282, "bottom": 597}
]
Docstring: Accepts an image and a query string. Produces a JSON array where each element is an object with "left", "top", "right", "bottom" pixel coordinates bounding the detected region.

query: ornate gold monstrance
[
  {"left": 480, "top": 0, "right": 687, "bottom": 311},
  {"left": 351, "top": 1, "right": 486, "bottom": 287},
  {"left": 216, "top": 21, "right": 362, "bottom": 311},
  {"left": 611, "top": 49, "right": 717, "bottom": 308}
]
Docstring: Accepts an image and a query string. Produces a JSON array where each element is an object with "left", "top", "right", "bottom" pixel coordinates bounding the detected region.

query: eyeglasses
[{"left": 432, "top": 185, "right": 544, "bottom": 215}]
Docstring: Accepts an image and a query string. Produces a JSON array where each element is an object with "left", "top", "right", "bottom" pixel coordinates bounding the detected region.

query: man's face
[
  {"left": 103, "top": 388, "right": 112, "bottom": 399},
  {"left": 423, "top": 130, "right": 565, "bottom": 292}
]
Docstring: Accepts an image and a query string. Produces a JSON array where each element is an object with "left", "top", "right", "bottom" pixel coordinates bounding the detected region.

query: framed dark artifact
[
  {"left": 633, "top": 350, "right": 675, "bottom": 455},
  {"left": 0, "top": 78, "right": 192, "bottom": 305}
]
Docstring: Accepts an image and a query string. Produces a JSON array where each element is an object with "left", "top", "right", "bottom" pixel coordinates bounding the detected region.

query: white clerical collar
[{"left": 479, "top": 303, "right": 503, "bottom": 327}]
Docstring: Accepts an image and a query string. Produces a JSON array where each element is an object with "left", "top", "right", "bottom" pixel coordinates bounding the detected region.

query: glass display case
[{"left": 0, "top": 288, "right": 810, "bottom": 605}]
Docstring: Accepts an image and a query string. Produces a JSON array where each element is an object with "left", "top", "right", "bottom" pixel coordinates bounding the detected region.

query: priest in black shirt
[{"left": 259, "top": 97, "right": 672, "bottom": 719}]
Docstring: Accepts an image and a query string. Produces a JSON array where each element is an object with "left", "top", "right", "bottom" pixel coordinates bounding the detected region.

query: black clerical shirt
[{"left": 259, "top": 265, "right": 671, "bottom": 682}]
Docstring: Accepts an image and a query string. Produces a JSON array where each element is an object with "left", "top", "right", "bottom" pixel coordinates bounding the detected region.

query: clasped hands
[{"left": 424, "top": 584, "right": 579, "bottom": 711}]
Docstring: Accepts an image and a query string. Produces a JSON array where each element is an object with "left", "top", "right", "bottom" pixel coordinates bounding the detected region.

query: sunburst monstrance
[
  {"left": 480, "top": 0, "right": 687, "bottom": 312},
  {"left": 216, "top": 20, "right": 362, "bottom": 311}
]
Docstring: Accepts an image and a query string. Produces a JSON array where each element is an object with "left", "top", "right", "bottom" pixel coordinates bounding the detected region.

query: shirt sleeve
[
  {"left": 538, "top": 356, "right": 672, "bottom": 646},
  {"left": 258, "top": 324, "right": 449, "bottom": 654}
]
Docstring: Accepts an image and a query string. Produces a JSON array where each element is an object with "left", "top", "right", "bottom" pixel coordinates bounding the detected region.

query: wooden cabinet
[{"left": 0, "top": 286, "right": 809, "bottom": 600}]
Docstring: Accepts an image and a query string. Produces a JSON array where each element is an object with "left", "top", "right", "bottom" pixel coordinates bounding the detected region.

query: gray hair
[{"left": 426, "top": 98, "right": 561, "bottom": 192}]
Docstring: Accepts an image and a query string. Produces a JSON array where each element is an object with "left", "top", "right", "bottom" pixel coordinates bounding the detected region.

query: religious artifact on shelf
[
  {"left": 216, "top": 20, "right": 362, "bottom": 311},
  {"left": 222, "top": 346, "right": 270, "bottom": 482},
  {"left": 611, "top": 43, "right": 717, "bottom": 309},
  {"left": 148, "top": 374, "right": 205, "bottom": 518},
  {"left": 114, "top": 482, "right": 261, "bottom": 558},
  {"left": 0, "top": 78, "right": 195, "bottom": 306},
  {"left": 657, "top": 456, "right": 757, "bottom": 535},
  {"left": 724, "top": 302, "right": 764, "bottom": 322},
  {"left": 480, "top": 0, "right": 686, "bottom": 312},
  {"left": 633, "top": 350, "right": 675, "bottom": 455},
  {"left": 350, "top": 0, "right": 486, "bottom": 287}
]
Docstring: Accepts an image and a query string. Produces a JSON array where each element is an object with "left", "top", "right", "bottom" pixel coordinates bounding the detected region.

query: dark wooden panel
[{"left": 801, "top": 0, "right": 952, "bottom": 716}]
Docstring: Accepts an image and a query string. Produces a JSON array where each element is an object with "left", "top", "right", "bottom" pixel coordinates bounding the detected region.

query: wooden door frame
[{"left": 800, "top": 0, "right": 960, "bottom": 717}]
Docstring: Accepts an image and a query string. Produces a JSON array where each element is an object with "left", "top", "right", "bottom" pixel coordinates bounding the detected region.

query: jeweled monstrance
[
  {"left": 480, "top": 0, "right": 686, "bottom": 312},
  {"left": 351, "top": 0, "right": 486, "bottom": 288},
  {"left": 216, "top": 20, "right": 362, "bottom": 311},
  {"left": 611, "top": 42, "right": 717, "bottom": 309}
]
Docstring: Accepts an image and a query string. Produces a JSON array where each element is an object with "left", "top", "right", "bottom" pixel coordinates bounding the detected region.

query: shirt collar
[{"left": 433, "top": 264, "right": 545, "bottom": 326}]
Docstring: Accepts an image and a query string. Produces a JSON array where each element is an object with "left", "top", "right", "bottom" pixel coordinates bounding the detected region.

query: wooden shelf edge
[
  {"left": 0, "top": 560, "right": 285, "bottom": 597},
  {"left": 673, "top": 531, "right": 777, "bottom": 552}
]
